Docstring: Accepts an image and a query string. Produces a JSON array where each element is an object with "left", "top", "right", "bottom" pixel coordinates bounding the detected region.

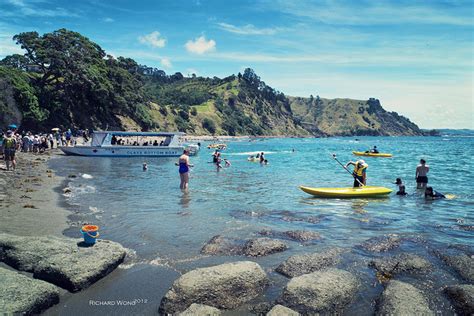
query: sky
[{"left": 0, "top": 0, "right": 472, "bottom": 129}]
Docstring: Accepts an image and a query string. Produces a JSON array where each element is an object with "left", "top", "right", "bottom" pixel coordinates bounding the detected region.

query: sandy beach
[{"left": 0, "top": 150, "right": 69, "bottom": 237}]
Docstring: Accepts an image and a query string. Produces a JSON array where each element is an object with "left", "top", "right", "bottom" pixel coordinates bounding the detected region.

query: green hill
[
  {"left": 290, "top": 96, "right": 422, "bottom": 136},
  {"left": 0, "top": 29, "right": 423, "bottom": 137}
]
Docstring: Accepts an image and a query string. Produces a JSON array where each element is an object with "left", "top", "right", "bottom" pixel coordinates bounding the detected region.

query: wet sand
[{"left": 0, "top": 150, "right": 69, "bottom": 237}]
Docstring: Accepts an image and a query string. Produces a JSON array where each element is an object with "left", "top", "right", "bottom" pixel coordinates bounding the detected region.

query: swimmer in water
[
  {"left": 394, "top": 178, "right": 407, "bottom": 195},
  {"left": 143, "top": 162, "right": 148, "bottom": 171},
  {"left": 425, "top": 186, "right": 445, "bottom": 199}
]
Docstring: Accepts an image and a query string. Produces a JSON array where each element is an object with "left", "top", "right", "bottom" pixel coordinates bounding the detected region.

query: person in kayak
[
  {"left": 425, "top": 186, "right": 445, "bottom": 199},
  {"left": 366, "top": 146, "right": 379, "bottom": 154},
  {"left": 394, "top": 178, "right": 407, "bottom": 195},
  {"left": 345, "top": 159, "right": 368, "bottom": 187},
  {"left": 178, "top": 150, "right": 193, "bottom": 190},
  {"left": 416, "top": 159, "right": 429, "bottom": 189}
]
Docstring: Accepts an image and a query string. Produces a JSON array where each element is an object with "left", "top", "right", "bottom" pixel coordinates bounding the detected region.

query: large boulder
[
  {"left": 439, "top": 254, "right": 473, "bottom": 282},
  {"left": 369, "top": 253, "right": 432, "bottom": 276},
  {"left": 376, "top": 280, "right": 433, "bottom": 315},
  {"left": 259, "top": 229, "right": 321, "bottom": 242},
  {"left": 242, "top": 238, "right": 288, "bottom": 257},
  {"left": 267, "top": 304, "right": 300, "bottom": 316},
  {"left": 276, "top": 248, "right": 344, "bottom": 277},
  {"left": 159, "top": 261, "right": 269, "bottom": 314},
  {"left": 359, "top": 234, "right": 401, "bottom": 252},
  {"left": 444, "top": 284, "right": 474, "bottom": 316},
  {"left": 178, "top": 303, "right": 221, "bottom": 316},
  {"left": 0, "top": 266, "right": 60, "bottom": 314},
  {"left": 0, "top": 234, "right": 126, "bottom": 292},
  {"left": 278, "top": 268, "right": 359, "bottom": 314}
]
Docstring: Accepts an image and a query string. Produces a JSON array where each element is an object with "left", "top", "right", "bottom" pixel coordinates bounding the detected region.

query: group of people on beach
[
  {"left": 345, "top": 155, "right": 445, "bottom": 199},
  {"left": 1, "top": 128, "right": 77, "bottom": 171}
]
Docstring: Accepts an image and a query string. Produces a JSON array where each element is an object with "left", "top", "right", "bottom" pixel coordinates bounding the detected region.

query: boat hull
[
  {"left": 352, "top": 151, "right": 393, "bottom": 158},
  {"left": 300, "top": 185, "right": 392, "bottom": 198},
  {"left": 59, "top": 146, "right": 192, "bottom": 157}
]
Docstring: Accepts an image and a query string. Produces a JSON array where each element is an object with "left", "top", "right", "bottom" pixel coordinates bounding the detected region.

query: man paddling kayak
[{"left": 345, "top": 159, "right": 368, "bottom": 187}]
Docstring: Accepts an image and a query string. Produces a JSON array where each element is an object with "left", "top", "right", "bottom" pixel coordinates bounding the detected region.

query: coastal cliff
[{"left": 0, "top": 29, "right": 423, "bottom": 136}]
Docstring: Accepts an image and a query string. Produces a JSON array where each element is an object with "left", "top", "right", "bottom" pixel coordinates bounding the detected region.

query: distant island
[{"left": 1, "top": 29, "right": 423, "bottom": 136}]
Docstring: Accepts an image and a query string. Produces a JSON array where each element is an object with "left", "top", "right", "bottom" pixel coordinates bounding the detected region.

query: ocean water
[{"left": 47, "top": 136, "right": 473, "bottom": 315}]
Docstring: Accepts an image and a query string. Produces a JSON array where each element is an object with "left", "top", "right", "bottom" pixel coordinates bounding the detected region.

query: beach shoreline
[{"left": 0, "top": 150, "right": 69, "bottom": 237}]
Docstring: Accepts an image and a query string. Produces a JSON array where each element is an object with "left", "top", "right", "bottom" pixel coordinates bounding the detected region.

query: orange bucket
[{"left": 81, "top": 225, "right": 100, "bottom": 244}]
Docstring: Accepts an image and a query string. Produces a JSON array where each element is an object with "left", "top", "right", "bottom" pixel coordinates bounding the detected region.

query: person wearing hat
[
  {"left": 394, "top": 178, "right": 407, "bottom": 195},
  {"left": 345, "top": 159, "right": 368, "bottom": 187},
  {"left": 2, "top": 130, "right": 17, "bottom": 171}
]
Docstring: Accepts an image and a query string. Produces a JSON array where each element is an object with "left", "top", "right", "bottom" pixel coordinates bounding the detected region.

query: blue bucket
[{"left": 81, "top": 225, "right": 100, "bottom": 245}]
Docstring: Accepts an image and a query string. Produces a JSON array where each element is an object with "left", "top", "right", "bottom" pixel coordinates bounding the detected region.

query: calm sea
[{"left": 46, "top": 136, "right": 473, "bottom": 315}]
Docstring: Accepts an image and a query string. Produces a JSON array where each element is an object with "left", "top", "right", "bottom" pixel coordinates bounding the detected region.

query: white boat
[{"left": 59, "top": 131, "right": 199, "bottom": 157}]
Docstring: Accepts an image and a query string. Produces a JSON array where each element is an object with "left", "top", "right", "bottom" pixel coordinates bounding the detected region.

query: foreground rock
[
  {"left": 267, "top": 304, "right": 300, "bottom": 316},
  {"left": 444, "top": 284, "right": 474, "bottom": 316},
  {"left": 278, "top": 268, "right": 359, "bottom": 314},
  {"left": 178, "top": 303, "right": 221, "bottom": 316},
  {"left": 242, "top": 238, "right": 288, "bottom": 257},
  {"left": 0, "top": 234, "right": 127, "bottom": 292},
  {"left": 369, "top": 253, "right": 432, "bottom": 276},
  {"left": 200, "top": 235, "right": 243, "bottom": 256},
  {"left": 259, "top": 229, "right": 321, "bottom": 242},
  {"left": 377, "top": 280, "right": 433, "bottom": 315},
  {"left": 276, "top": 248, "right": 344, "bottom": 277},
  {"left": 359, "top": 234, "right": 401, "bottom": 252},
  {"left": 438, "top": 253, "right": 474, "bottom": 282},
  {"left": 0, "top": 266, "right": 60, "bottom": 314},
  {"left": 159, "top": 261, "right": 269, "bottom": 314}
]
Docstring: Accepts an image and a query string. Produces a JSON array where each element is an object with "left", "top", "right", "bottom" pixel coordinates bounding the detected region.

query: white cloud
[
  {"left": 185, "top": 36, "right": 216, "bottom": 54},
  {"left": 160, "top": 57, "right": 172, "bottom": 68},
  {"left": 3, "top": 0, "right": 78, "bottom": 17},
  {"left": 103, "top": 17, "right": 114, "bottom": 23},
  {"left": 138, "top": 31, "right": 166, "bottom": 48},
  {"left": 217, "top": 22, "right": 279, "bottom": 35},
  {"left": 0, "top": 35, "right": 24, "bottom": 58}
]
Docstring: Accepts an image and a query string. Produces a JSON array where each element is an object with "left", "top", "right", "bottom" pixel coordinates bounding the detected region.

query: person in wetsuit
[{"left": 425, "top": 186, "right": 445, "bottom": 199}]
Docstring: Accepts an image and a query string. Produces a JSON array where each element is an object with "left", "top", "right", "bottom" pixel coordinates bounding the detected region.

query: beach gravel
[
  {"left": 376, "top": 280, "right": 433, "bottom": 315},
  {"left": 159, "top": 261, "right": 269, "bottom": 314},
  {"left": 242, "top": 237, "right": 288, "bottom": 257},
  {"left": 0, "top": 266, "right": 60, "bottom": 314},
  {"left": 277, "top": 268, "right": 359, "bottom": 314},
  {"left": 0, "top": 234, "right": 126, "bottom": 292},
  {"left": 444, "top": 284, "right": 474, "bottom": 315},
  {"left": 439, "top": 254, "right": 474, "bottom": 283},
  {"left": 368, "top": 253, "right": 432, "bottom": 276},
  {"left": 359, "top": 234, "right": 401, "bottom": 252},
  {"left": 276, "top": 248, "right": 344, "bottom": 277},
  {"left": 266, "top": 304, "right": 300, "bottom": 316},
  {"left": 178, "top": 303, "right": 221, "bottom": 315}
]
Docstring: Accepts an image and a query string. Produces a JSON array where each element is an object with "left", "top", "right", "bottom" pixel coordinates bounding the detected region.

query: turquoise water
[{"left": 47, "top": 136, "right": 473, "bottom": 315}]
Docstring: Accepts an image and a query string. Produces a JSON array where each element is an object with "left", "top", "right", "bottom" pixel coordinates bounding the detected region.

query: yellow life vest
[{"left": 354, "top": 163, "right": 367, "bottom": 177}]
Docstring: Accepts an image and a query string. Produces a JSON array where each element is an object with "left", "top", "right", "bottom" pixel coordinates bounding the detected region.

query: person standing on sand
[
  {"left": 416, "top": 159, "right": 429, "bottom": 189},
  {"left": 2, "top": 131, "right": 17, "bottom": 171},
  {"left": 178, "top": 150, "right": 193, "bottom": 190}
]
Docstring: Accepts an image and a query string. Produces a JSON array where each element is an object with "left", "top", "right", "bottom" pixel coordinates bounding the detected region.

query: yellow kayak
[
  {"left": 300, "top": 186, "right": 392, "bottom": 198},
  {"left": 353, "top": 151, "right": 393, "bottom": 158}
]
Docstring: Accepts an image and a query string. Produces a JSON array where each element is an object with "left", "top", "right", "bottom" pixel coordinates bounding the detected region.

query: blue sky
[{"left": 0, "top": 0, "right": 472, "bottom": 128}]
